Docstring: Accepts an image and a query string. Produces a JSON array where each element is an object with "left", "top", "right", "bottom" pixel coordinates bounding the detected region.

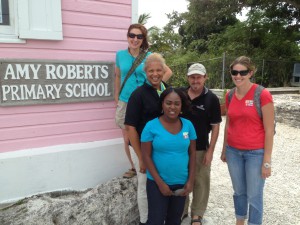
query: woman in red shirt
[{"left": 221, "top": 56, "right": 274, "bottom": 225}]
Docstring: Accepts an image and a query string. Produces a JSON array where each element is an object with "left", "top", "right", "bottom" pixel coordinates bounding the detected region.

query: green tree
[
  {"left": 178, "top": 0, "right": 239, "bottom": 53},
  {"left": 147, "top": 12, "right": 184, "bottom": 55},
  {"left": 206, "top": 2, "right": 300, "bottom": 86},
  {"left": 138, "top": 13, "right": 159, "bottom": 33},
  {"left": 141, "top": 1, "right": 300, "bottom": 87}
]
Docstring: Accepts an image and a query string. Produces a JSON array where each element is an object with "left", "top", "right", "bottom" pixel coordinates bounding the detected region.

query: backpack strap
[
  {"left": 253, "top": 85, "right": 265, "bottom": 118},
  {"left": 253, "top": 85, "right": 276, "bottom": 134},
  {"left": 227, "top": 87, "right": 236, "bottom": 104}
]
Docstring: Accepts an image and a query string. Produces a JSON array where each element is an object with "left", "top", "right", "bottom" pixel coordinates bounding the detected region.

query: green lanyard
[{"left": 157, "top": 83, "right": 166, "bottom": 96}]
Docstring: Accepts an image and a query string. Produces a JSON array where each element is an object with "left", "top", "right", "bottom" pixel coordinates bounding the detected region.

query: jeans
[
  {"left": 130, "top": 147, "right": 148, "bottom": 224},
  {"left": 146, "top": 179, "right": 186, "bottom": 225},
  {"left": 226, "top": 146, "right": 265, "bottom": 225}
]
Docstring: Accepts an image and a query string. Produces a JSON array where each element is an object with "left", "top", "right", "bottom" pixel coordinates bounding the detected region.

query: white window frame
[
  {"left": 0, "top": 0, "right": 62, "bottom": 43},
  {"left": 0, "top": 0, "right": 24, "bottom": 43},
  {"left": 18, "top": 0, "right": 63, "bottom": 40},
  {"left": 132, "top": 0, "right": 138, "bottom": 24}
]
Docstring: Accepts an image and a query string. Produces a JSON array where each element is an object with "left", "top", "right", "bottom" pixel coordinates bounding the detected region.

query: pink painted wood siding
[{"left": 0, "top": 0, "right": 132, "bottom": 153}]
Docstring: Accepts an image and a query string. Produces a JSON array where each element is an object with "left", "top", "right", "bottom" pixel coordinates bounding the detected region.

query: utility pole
[
  {"left": 222, "top": 52, "right": 226, "bottom": 89},
  {"left": 261, "top": 59, "right": 265, "bottom": 85}
]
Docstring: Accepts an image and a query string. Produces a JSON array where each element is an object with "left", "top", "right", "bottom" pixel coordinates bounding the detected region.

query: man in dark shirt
[{"left": 181, "top": 63, "right": 222, "bottom": 225}]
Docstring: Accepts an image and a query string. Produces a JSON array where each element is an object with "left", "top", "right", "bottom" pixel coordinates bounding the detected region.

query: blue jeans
[
  {"left": 146, "top": 179, "right": 186, "bottom": 225},
  {"left": 226, "top": 146, "right": 265, "bottom": 225}
]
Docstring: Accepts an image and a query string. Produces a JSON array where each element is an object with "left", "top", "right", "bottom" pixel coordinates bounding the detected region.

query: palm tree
[
  {"left": 138, "top": 13, "right": 151, "bottom": 25},
  {"left": 138, "top": 13, "right": 159, "bottom": 33}
]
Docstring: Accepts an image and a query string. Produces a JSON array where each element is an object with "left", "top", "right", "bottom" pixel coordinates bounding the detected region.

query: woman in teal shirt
[
  {"left": 114, "top": 24, "right": 172, "bottom": 180},
  {"left": 141, "top": 87, "right": 196, "bottom": 225}
]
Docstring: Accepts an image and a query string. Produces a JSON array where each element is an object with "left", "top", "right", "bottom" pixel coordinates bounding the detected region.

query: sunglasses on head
[
  {"left": 128, "top": 33, "right": 144, "bottom": 39},
  {"left": 230, "top": 70, "right": 250, "bottom": 76}
]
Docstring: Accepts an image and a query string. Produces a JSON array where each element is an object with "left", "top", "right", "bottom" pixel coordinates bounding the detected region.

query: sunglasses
[
  {"left": 128, "top": 33, "right": 144, "bottom": 40},
  {"left": 230, "top": 70, "right": 250, "bottom": 76}
]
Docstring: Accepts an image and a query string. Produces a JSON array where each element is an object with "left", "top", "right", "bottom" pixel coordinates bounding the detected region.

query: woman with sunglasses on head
[
  {"left": 221, "top": 56, "right": 275, "bottom": 225},
  {"left": 141, "top": 87, "right": 196, "bottom": 225},
  {"left": 114, "top": 24, "right": 172, "bottom": 180}
]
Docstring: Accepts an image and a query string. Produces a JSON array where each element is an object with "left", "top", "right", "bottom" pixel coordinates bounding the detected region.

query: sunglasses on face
[
  {"left": 128, "top": 33, "right": 144, "bottom": 40},
  {"left": 230, "top": 70, "right": 250, "bottom": 76}
]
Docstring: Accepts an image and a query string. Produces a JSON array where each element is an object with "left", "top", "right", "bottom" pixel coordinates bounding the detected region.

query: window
[
  {"left": 0, "top": 0, "right": 10, "bottom": 25},
  {"left": 0, "top": 0, "right": 19, "bottom": 43},
  {"left": 0, "top": 0, "right": 63, "bottom": 43}
]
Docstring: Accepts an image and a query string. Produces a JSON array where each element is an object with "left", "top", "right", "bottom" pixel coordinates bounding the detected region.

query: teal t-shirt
[
  {"left": 141, "top": 117, "right": 197, "bottom": 185},
  {"left": 116, "top": 49, "right": 151, "bottom": 102}
]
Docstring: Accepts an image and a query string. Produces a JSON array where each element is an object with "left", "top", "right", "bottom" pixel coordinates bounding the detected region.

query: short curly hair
[
  {"left": 158, "top": 87, "right": 191, "bottom": 116},
  {"left": 144, "top": 53, "right": 167, "bottom": 73}
]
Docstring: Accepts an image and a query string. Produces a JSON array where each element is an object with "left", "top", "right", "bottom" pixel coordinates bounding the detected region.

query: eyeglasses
[
  {"left": 128, "top": 33, "right": 144, "bottom": 40},
  {"left": 230, "top": 70, "right": 249, "bottom": 76}
]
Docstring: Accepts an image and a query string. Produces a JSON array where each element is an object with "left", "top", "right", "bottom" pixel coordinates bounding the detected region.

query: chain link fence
[{"left": 168, "top": 55, "right": 297, "bottom": 89}]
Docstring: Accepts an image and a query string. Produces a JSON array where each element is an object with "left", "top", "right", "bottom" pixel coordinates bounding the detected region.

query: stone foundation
[{"left": 0, "top": 177, "right": 139, "bottom": 225}]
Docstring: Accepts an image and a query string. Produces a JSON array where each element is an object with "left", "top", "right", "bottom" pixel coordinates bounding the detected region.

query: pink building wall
[{"left": 0, "top": 0, "right": 132, "bottom": 153}]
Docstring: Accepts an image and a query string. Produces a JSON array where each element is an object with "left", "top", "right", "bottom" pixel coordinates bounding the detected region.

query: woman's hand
[
  {"left": 114, "top": 67, "right": 121, "bottom": 105},
  {"left": 261, "top": 166, "right": 272, "bottom": 179},
  {"left": 114, "top": 97, "right": 119, "bottom": 106},
  {"left": 220, "top": 149, "right": 227, "bottom": 162},
  {"left": 158, "top": 182, "right": 173, "bottom": 196},
  {"left": 138, "top": 158, "right": 146, "bottom": 174}
]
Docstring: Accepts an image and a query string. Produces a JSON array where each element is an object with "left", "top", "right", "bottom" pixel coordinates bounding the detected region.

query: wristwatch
[{"left": 263, "top": 162, "right": 271, "bottom": 169}]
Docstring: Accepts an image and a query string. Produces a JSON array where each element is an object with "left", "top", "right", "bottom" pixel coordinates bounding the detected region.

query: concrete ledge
[{"left": 0, "top": 138, "right": 128, "bottom": 203}]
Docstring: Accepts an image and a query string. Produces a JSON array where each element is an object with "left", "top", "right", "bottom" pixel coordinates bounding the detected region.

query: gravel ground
[
  {"left": 182, "top": 94, "right": 300, "bottom": 225},
  {"left": 0, "top": 94, "right": 299, "bottom": 225}
]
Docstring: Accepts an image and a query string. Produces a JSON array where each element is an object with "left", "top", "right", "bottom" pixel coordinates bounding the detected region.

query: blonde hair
[
  {"left": 144, "top": 53, "right": 166, "bottom": 72},
  {"left": 230, "top": 56, "right": 257, "bottom": 73}
]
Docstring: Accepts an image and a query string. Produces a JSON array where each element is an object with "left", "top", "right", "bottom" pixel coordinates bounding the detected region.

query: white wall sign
[{"left": 0, "top": 60, "right": 114, "bottom": 106}]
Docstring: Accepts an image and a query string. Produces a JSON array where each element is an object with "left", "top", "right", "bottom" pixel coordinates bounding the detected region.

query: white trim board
[
  {"left": 0, "top": 138, "right": 128, "bottom": 203},
  {"left": 132, "top": 0, "right": 138, "bottom": 23}
]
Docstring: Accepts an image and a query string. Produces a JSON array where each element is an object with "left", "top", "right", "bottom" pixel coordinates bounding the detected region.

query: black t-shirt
[
  {"left": 125, "top": 83, "right": 164, "bottom": 137},
  {"left": 181, "top": 87, "right": 222, "bottom": 150}
]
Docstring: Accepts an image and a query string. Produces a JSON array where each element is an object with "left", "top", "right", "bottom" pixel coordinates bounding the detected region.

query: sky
[
  {"left": 138, "top": 0, "right": 247, "bottom": 29},
  {"left": 138, "top": 0, "right": 188, "bottom": 29}
]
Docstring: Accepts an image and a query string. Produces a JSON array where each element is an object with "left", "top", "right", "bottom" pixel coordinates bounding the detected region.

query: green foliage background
[{"left": 141, "top": 0, "right": 300, "bottom": 88}]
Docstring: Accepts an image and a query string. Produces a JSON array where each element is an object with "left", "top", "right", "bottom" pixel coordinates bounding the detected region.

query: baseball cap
[{"left": 187, "top": 63, "right": 206, "bottom": 76}]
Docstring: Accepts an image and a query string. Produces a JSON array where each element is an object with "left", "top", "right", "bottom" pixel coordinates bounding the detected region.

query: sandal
[
  {"left": 190, "top": 216, "right": 203, "bottom": 225},
  {"left": 123, "top": 168, "right": 136, "bottom": 178}
]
